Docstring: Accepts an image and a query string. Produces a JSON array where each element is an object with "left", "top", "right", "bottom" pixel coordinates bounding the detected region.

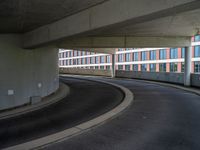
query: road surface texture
[
  {"left": 45, "top": 76, "right": 200, "bottom": 150},
  {"left": 0, "top": 77, "right": 124, "bottom": 149}
]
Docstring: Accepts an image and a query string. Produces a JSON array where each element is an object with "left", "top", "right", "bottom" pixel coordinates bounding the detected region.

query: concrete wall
[
  {"left": 0, "top": 34, "right": 59, "bottom": 110},
  {"left": 116, "top": 70, "right": 200, "bottom": 87},
  {"left": 191, "top": 74, "right": 200, "bottom": 88},
  {"left": 60, "top": 68, "right": 111, "bottom": 77}
]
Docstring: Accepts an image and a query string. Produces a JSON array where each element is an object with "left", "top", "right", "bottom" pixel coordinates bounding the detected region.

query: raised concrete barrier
[
  {"left": 60, "top": 68, "right": 111, "bottom": 77},
  {"left": 116, "top": 70, "right": 200, "bottom": 88},
  {"left": 191, "top": 74, "right": 200, "bottom": 88}
]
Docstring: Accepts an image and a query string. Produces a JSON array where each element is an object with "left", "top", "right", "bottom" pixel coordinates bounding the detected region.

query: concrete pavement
[
  {"left": 0, "top": 77, "right": 124, "bottom": 149},
  {"left": 45, "top": 77, "right": 200, "bottom": 150}
]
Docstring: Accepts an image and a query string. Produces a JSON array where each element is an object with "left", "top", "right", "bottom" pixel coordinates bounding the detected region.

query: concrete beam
[
  {"left": 23, "top": 0, "right": 199, "bottom": 48},
  {"left": 58, "top": 36, "right": 191, "bottom": 49}
]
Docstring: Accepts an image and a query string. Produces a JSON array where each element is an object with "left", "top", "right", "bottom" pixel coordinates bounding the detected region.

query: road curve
[
  {"left": 0, "top": 77, "right": 124, "bottom": 149},
  {"left": 45, "top": 77, "right": 200, "bottom": 150}
]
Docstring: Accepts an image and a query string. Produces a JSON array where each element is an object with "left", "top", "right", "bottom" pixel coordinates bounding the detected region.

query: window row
[
  {"left": 117, "top": 61, "right": 200, "bottom": 73},
  {"left": 59, "top": 56, "right": 111, "bottom": 65}
]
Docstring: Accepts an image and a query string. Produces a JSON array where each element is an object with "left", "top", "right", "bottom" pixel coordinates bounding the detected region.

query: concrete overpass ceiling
[
  {"left": 88, "top": 9, "right": 200, "bottom": 37},
  {"left": 0, "top": 0, "right": 108, "bottom": 33},
  {"left": 23, "top": 0, "right": 200, "bottom": 48}
]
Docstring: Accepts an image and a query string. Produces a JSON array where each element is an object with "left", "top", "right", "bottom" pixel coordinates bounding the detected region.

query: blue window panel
[
  {"left": 170, "top": 48, "right": 178, "bottom": 59},
  {"left": 194, "top": 61, "right": 200, "bottom": 73},
  {"left": 106, "top": 56, "right": 111, "bottom": 63},
  {"left": 181, "top": 48, "right": 185, "bottom": 58},
  {"left": 141, "top": 64, "right": 147, "bottom": 71},
  {"left": 133, "top": 64, "right": 138, "bottom": 71},
  {"left": 100, "top": 56, "right": 105, "bottom": 63},
  {"left": 194, "top": 46, "right": 200, "bottom": 57},
  {"left": 141, "top": 52, "right": 147, "bottom": 61},
  {"left": 95, "top": 57, "right": 99, "bottom": 64},
  {"left": 150, "top": 64, "right": 156, "bottom": 72},
  {"left": 125, "top": 53, "right": 131, "bottom": 62},
  {"left": 194, "top": 35, "right": 200, "bottom": 42},
  {"left": 159, "top": 49, "right": 166, "bottom": 60},
  {"left": 118, "top": 54, "right": 124, "bottom": 62},
  {"left": 150, "top": 51, "right": 156, "bottom": 60},
  {"left": 133, "top": 52, "right": 139, "bottom": 61}
]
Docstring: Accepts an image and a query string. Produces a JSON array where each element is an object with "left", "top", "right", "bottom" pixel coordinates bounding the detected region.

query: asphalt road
[
  {"left": 0, "top": 77, "right": 124, "bottom": 149},
  {"left": 46, "top": 77, "right": 200, "bottom": 150}
]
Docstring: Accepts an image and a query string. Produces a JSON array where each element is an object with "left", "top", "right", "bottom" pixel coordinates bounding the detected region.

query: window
[
  {"left": 141, "top": 64, "right": 147, "bottom": 71},
  {"left": 149, "top": 64, "right": 156, "bottom": 72},
  {"left": 95, "top": 66, "right": 99, "bottom": 70},
  {"left": 73, "top": 59, "right": 77, "bottom": 65},
  {"left": 170, "top": 63, "right": 178, "bottom": 72},
  {"left": 77, "top": 59, "right": 80, "bottom": 65},
  {"left": 181, "top": 62, "right": 185, "bottom": 72},
  {"left": 125, "top": 48, "right": 132, "bottom": 51},
  {"left": 194, "top": 35, "right": 200, "bottom": 42},
  {"left": 194, "top": 61, "right": 200, "bottom": 73},
  {"left": 90, "top": 57, "right": 95, "bottom": 64},
  {"left": 133, "top": 52, "right": 139, "bottom": 61},
  {"left": 118, "top": 65, "right": 123, "bottom": 70},
  {"left": 118, "top": 48, "right": 123, "bottom": 51},
  {"left": 170, "top": 48, "right": 178, "bottom": 59},
  {"left": 141, "top": 52, "right": 147, "bottom": 61},
  {"left": 90, "top": 66, "right": 94, "bottom": 69},
  {"left": 81, "top": 51, "right": 85, "bottom": 56},
  {"left": 125, "top": 53, "right": 131, "bottom": 62},
  {"left": 132, "top": 64, "right": 138, "bottom": 71},
  {"left": 70, "top": 59, "right": 73, "bottom": 65},
  {"left": 125, "top": 65, "right": 130, "bottom": 71},
  {"left": 118, "top": 54, "right": 124, "bottom": 62},
  {"left": 81, "top": 58, "right": 85, "bottom": 64},
  {"left": 95, "top": 57, "right": 99, "bottom": 64},
  {"left": 100, "top": 66, "right": 104, "bottom": 70},
  {"left": 106, "top": 66, "right": 111, "bottom": 70},
  {"left": 78, "top": 51, "right": 81, "bottom": 56},
  {"left": 106, "top": 56, "right": 111, "bottom": 63},
  {"left": 65, "top": 60, "right": 68, "bottom": 66},
  {"left": 150, "top": 51, "right": 156, "bottom": 60},
  {"left": 100, "top": 56, "right": 105, "bottom": 63},
  {"left": 85, "top": 58, "right": 89, "bottom": 64},
  {"left": 194, "top": 46, "right": 200, "bottom": 57},
  {"left": 159, "top": 49, "right": 166, "bottom": 60},
  {"left": 159, "top": 63, "right": 166, "bottom": 72},
  {"left": 64, "top": 52, "right": 68, "bottom": 58},
  {"left": 69, "top": 51, "right": 73, "bottom": 57},
  {"left": 73, "top": 51, "right": 77, "bottom": 57},
  {"left": 181, "top": 48, "right": 185, "bottom": 58}
]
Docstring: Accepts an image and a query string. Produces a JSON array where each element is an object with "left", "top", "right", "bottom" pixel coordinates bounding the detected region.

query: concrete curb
[
  {"left": 0, "top": 83, "right": 70, "bottom": 120},
  {"left": 4, "top": 76, "right": 134, "bottom": 150}
]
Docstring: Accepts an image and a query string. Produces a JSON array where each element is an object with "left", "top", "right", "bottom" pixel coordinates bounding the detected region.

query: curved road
[
  {"left": 46, "top": 77, "right": 200, "bottom": 150},
  {"left": 0, "top": 77, "right": 124, "bottom": 149}
]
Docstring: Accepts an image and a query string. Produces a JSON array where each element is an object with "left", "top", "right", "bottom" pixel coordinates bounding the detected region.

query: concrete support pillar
[
  {"left": 111, "top": 54, "right": 116, "bottom": 78},
  {"left": 184, "top": 46, "right": 192, "bottom": 86},
  {"left": 0, "top": 34, "right": 59, "bottom": 111}
]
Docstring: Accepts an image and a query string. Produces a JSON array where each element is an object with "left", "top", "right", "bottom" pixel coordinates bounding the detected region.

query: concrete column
[
  {"left": 111, "top": 54, "right": 116, "bottom": 78},
  {"left": 0, "top": 34, "right": 59, "bottom": 111},
  {"left": 184, "top": 46, "right": 192, "bottom": 86}
]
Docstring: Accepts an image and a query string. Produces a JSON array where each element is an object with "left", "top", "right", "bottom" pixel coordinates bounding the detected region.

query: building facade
[{"left": 59, "top": 35, "right": 200, "bottom": 73}]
